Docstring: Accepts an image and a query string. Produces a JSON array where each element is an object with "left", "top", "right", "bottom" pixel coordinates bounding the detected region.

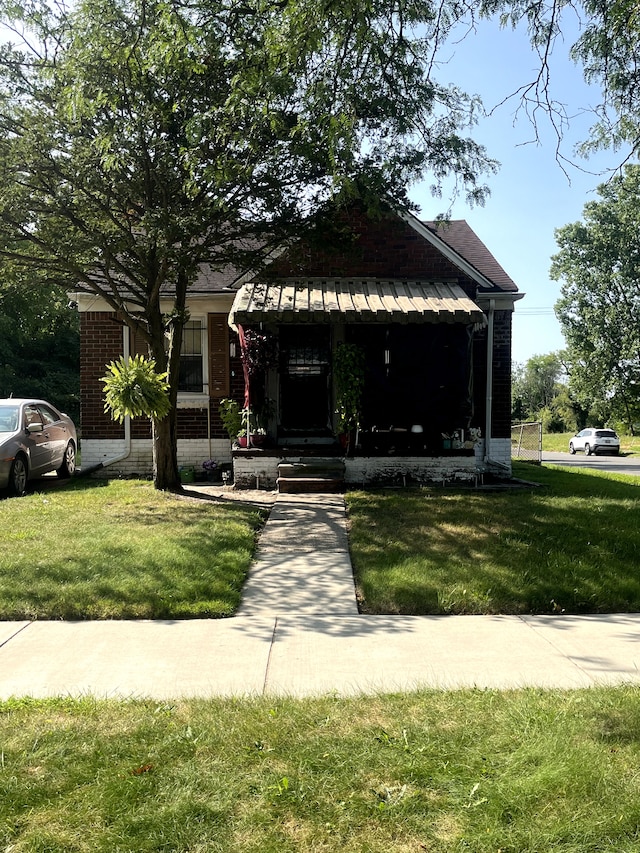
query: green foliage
[
  {"left": 0, "top": 273, "right": 79, "bottom": 421},
  {"left": 552, "top": 165, "right": 640, "bottom": 432},
  {"left": 538, "top": 384, "right": 579, "bottom": 433},
  {"left": 481, "top": 0, "right": 640, "bottom": 156},
  {"left": 511, "top": 352, "right": 577, "bottom": 430},
  {"left": 0, "top": 0, "right": 502, "bottom": 487},
  {"left": 334, "top": 342, "right": 366, "bottom": 434},
  {"left": 240, "top": 329, "right": 278, "bottom": 376},
  {"left": 102, "top": 355, "right": 171, "bottom": 423},
  {"left": 218, "top": 398, "right": 243, "bottom": 439},
  {"left": 569, "top": 0, "right": 640, "bottom": 152}
]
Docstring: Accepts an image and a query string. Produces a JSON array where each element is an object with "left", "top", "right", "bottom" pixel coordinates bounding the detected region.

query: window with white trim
[{"left": 177, "top": 318, "right": 207, "bottom": 395}]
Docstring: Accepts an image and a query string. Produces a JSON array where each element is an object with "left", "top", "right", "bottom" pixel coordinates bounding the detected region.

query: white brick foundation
[
  {"left": 479, "top": 438, "right": 513, "bottom": 476},
  {"left": 233, "top": 452, "right": 486, "bottom": 490},
  {"left": 344, "top": 455, "right": 481, "bottom": 487},
  {"left": 81, "top": 438, "right": 512, "bottom": 485},
  {"left": 232, "top": 454, "right": 280, "bottom": 490},
  {"left": 81, "top": 439, "right": 233, "bottom": 478}
]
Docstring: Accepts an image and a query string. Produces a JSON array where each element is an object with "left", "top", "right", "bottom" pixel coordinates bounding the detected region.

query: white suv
[{"left": 569, "top": 428, "right": 620, "bottom": 456}]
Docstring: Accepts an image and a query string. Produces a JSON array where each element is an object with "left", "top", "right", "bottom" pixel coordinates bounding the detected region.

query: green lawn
[
  {"left": 3, "top": 462, "right": 640, "bottom": 620},
  {"left": 3, "top": 469, "right": 640, "bottom": 851},
  {"left": 0, "top": 478, "right": 268, "bottom": 620},
  {"left": 3, "top": 687, "right": 640, "bottom": 852},
  {"left": 347, "top": 462, "right": 640, "bottom": 615}
]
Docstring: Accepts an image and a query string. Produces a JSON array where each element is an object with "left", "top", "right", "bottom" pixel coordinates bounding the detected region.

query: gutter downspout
[
  {"left": 89, "top": 325, "right": 132, "bottom": 474},
  {"left": 484, "top": 298, "right": 495, "bottom": 466}
]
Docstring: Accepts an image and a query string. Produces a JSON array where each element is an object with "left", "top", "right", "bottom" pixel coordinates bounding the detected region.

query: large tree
[
  {"left": 552, "top": 165, "right": 640, "bottom": 431},
  {"left": 0, "top": 0, "right": 498, "bottom": 490}
]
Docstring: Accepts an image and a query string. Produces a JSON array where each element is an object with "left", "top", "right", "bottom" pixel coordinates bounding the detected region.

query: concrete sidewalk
[{"left": 1, "top": 491, "right": 640, "bottom": 699}]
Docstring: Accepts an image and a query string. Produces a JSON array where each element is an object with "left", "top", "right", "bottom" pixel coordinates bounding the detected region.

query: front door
[{"left": 278, "top": 325, "right": 331, "bottom": 435}]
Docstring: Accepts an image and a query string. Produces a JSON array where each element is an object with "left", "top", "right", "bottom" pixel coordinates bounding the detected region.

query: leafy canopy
[
  {"left": 0, "top": 0, "right": 497, "bottom": 488},
  {"left": 552, "top": 165, "right": 640, "bottom": 431},
  {"left": 0, "top": 0, "right": 496, "bottom": 314}
]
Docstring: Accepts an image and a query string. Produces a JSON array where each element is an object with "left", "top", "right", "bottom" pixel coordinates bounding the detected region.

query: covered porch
[{"left": 229, "top": 278, "right": 488, "bottom": 490}]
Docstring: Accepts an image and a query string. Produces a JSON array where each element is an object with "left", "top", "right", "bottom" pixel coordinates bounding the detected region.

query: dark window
[{"left": 179, "top": 320, "right": 204, "bottom": 392}]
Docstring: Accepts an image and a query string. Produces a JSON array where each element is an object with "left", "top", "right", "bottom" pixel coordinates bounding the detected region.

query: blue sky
[{"left": 409, "top": 15, "right": 628, "bottom": 367}]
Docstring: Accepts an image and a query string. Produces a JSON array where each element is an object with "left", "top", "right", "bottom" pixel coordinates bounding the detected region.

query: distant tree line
[
  {"left": 512, "top": 353, "right": 575, "bottom": 434},
  {"left": 0, "top": 275, "right": 79, "bottom": 424},
  {"left": 515, "top": 161, "right": 640, "bottom": 437}
]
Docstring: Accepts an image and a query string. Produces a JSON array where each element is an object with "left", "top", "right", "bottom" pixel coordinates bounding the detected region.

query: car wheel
[
  {"left": 569, "top": 442, "right": 576, "bottom": 454},
  {"left": 585, "top": 443, "right": 592, "bottom": 456},
  {"left": 8, "top": 455, "right": 28, "bottom": 497},
  {"left": 57, "top": 441, "right": 76, "bottom": 478}
]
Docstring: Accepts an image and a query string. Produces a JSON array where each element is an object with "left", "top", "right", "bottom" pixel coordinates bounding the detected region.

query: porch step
[{"left": 277, "top": 459, "right": 345, "bottom": 494}]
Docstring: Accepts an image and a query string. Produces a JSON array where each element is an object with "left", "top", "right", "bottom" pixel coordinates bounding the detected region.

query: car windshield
[
  {"left": 0, "top": 405, "right": 20, "bottom": 432},
  {"left": 595, "top": 430, "right": 617, "bottom": 438}
]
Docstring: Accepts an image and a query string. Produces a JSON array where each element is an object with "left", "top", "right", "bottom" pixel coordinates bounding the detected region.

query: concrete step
[
  {"left": 277, "top": 477, "right": 344, "bottom": 494},
  {"left": 278, "top": 460, "right": 345, "bottom": 478},
  {"left": 277, "top": 459, "right": 345, "bottom": 493}
]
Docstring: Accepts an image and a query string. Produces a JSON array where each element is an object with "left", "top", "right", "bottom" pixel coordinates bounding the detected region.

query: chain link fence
[{"left": 511, "top": 422, "right": 542, "bottom": 464}]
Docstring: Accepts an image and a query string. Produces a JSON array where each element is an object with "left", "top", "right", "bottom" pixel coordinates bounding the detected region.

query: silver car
[
  {"left": 0, "top": 399, "right": 77, "bottom": 496},
  {"left": 569, "top": 427, "right": 620, "bottom": 456}
]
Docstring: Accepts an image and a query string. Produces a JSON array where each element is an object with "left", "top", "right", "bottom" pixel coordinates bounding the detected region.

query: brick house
[{"left": 76, "top": 206, "right": 522, "bottom": 488}]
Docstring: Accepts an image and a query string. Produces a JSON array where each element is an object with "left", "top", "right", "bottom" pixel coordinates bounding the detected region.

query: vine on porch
[{"left": 334, "top": 342, "right": 365, "bottom": 437}]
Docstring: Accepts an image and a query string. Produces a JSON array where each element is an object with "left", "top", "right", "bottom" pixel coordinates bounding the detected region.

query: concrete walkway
[
  {"left": 1, "top": 491, "right": 640, "bottom": 699},
  {"left": 236, "top": 494, "right": 359, "bottom": 616}
]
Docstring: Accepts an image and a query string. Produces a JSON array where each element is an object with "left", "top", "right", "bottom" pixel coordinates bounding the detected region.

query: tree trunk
[
  {"left": 152, "top": 409, "right": 181, "bottom": 491},
  {"left": 147, "top": 266, "right": 189, "bottom": 492}
]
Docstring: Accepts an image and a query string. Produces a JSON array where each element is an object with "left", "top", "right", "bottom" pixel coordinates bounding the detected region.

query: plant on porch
[
  {"left": 334, "top": 342, "right": 365, "bottom": 451},
  {"left": 238, "top": 407, "right": 267, "bottom": 447},
  {"left": 239, "top": 328, "right": 278, "bottom": 375},
  {"left": 218, "top": 398, "right": 243, "bottom": 441},
  {"left": 219, "top": 397, "right": 267, "bottom": 447}
]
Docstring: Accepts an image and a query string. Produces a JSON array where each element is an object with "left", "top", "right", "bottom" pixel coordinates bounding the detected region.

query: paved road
[{"left": 542, "top": 451, "right": 640, "bottom": 477}]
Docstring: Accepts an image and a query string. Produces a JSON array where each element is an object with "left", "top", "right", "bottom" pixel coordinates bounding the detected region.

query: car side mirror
[{"left": 26, "top": 422, "right": 44, "bottom": 434}]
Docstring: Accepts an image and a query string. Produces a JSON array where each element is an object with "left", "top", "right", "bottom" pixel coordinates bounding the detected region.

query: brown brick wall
[
  {"left": 80, "top": 312, "right": 125, "bottom": 439},
  {"left": 79, "top": 214, "right": 513, "bottom": 445},
  {"left": 266, "top": 207, "right": 476, "bottom": 295},
  {"left": 81, "top": 312, "right": 246, "bottom": 441},
  {"left": 492, "top": 311, "right": 512, "bottom": 439}
]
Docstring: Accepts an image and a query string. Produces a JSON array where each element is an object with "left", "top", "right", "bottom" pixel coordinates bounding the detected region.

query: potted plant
[
  {"left": 333, "top": 342, "right": 365, "bottom": 454},
  {"left": 201, "top": 458, "right": 219, "bottom": 481},
  {"left": 240, "top": 407, "right": 267, "bottom": 448},
  {"left": 218, "top": 398, "right": 243, "bottom": 441},
  {"left": 240, "top": 328, "right": 278, "bottom": 375}
]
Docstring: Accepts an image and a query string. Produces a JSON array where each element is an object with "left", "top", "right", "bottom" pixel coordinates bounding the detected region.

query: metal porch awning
[{"left": 229, "top": 280, "right": 486, "bottom": 328}]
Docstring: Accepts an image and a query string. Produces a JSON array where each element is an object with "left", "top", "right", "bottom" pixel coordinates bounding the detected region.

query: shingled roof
[
  {"left": 423, "top": 220, "right": 518, "bottom": 293},
  {"left": 187, "top": 215, "right": 519, "bottom": 296}
]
